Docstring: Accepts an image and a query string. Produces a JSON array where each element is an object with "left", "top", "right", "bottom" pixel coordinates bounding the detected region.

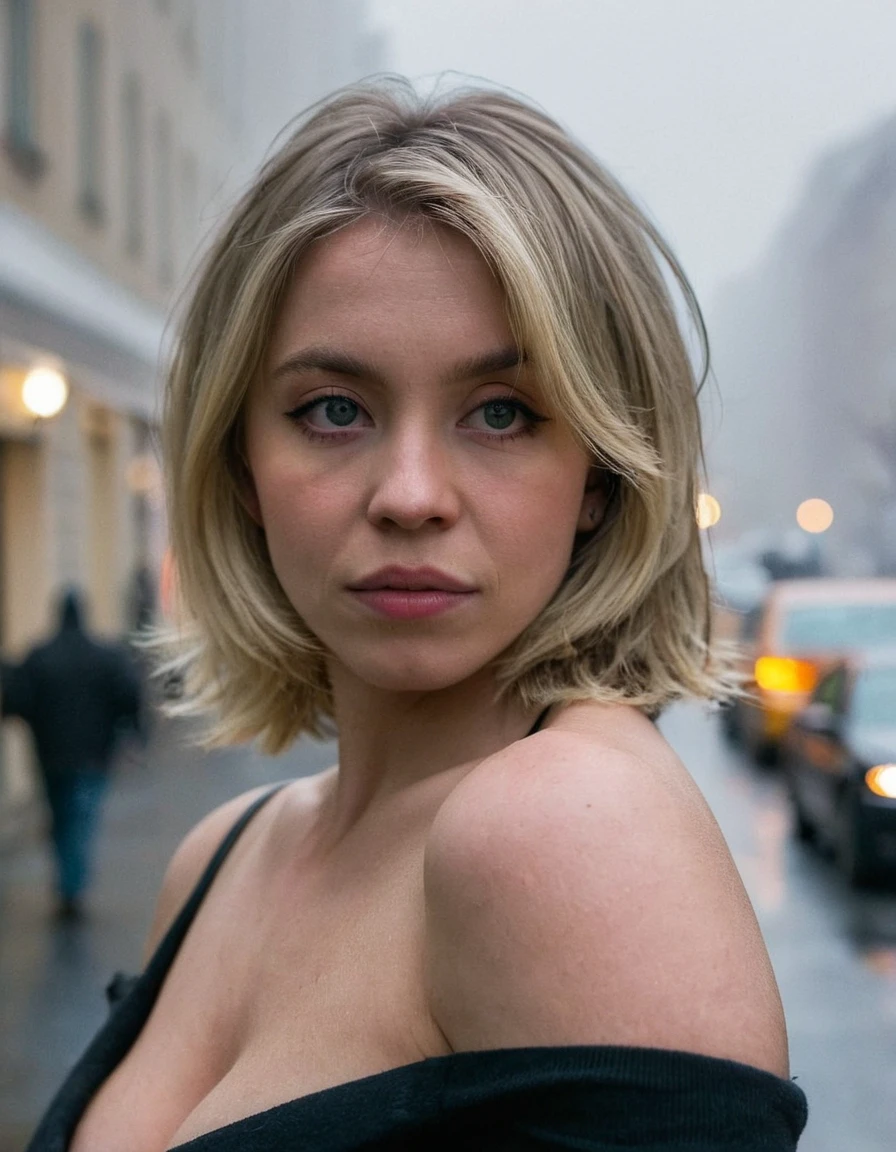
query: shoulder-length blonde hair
[{"left": 161, "top": 76, "right": 728, "bottom": 752}]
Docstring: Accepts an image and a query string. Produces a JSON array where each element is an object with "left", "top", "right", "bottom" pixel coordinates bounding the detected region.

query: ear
[{"left": 576, "top": 467, "right": 615, "bottom": 534}]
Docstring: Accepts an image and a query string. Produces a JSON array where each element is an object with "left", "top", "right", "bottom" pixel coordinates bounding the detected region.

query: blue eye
[
  {"left": 465, "top": 397, "right": 548, "bottom": 439},
  {"left": 481, "top": 401, "right": 517, "bottom": 430},
  {"left": 286, "top": 393, "right": 369, "bottom": 436},
  {"left": 285, "top": 392, "right": 548, "bottom": 444},
  {"left": 320, "top": 397, "right": 359, "bottom": 427}
]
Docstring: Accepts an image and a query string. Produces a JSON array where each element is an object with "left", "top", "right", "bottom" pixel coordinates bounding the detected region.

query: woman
[{"left": 30, "top": 79, "right": 807, "bottom": 1151}]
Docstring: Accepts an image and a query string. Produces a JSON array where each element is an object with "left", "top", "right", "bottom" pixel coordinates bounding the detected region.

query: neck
[{"left": 319, "top": 661, "right": 540, "bottom": 841}]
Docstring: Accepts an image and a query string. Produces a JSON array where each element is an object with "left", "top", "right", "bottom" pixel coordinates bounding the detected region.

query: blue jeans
[{"left": 42, "top": 770, "right": 108, "bottom": 903}]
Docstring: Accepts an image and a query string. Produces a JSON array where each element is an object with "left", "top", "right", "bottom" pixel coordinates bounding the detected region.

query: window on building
[
  {"left": 155, "top": 111, "right": 173, "bottom": 287},
  {"left": 77, "top": 21, "right": 104, "bottom": 221},
  {"left": 5, "top": 0, "right": 43, "bottom": 175},
  {"left": 122, "top": 72, "right": 143, "bottom": 256}
]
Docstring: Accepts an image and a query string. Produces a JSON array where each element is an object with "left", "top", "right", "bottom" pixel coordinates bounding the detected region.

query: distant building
[
  {"left": 706, "top": 112, "right": 896, "bottom": 577},
  {"left": 0, "top": 0, "right": 386, "bottom": 836}
]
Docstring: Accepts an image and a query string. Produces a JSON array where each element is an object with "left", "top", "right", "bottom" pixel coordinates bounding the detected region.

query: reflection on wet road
[{"left": 661, "top": 703, "right": 896, "bottom": 1152}]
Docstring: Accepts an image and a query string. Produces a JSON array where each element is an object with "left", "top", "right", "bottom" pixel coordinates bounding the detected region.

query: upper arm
[
  {"left": 424, "top": 732, "right": 789, "bottom": 1078},
  {"left": 142, "top": 785, "right": 275, "bottom": 965}
]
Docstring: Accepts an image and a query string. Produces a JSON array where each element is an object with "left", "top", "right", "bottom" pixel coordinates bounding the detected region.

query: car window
[
  {"left": 781, "top": 603, "right": 896, "bottom": 652},
  {"left": 851, "top": 667, "right": 896, "bottom": 729},
  {"left": 812, "top": 668, "right": 846, "bottom": 712}
]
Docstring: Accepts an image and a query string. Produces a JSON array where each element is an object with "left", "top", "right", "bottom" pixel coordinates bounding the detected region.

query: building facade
[
  {"left": 0, "top": 0, "right": 386, "bottom": 835},
  {"left": 706, "top": 112, "right": 896, "bottom": 576}
]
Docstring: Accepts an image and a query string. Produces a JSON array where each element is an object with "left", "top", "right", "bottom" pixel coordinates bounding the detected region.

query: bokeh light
[
  {"left": 696, "top": 492, "right": 722, "bottom": 530},
  {"left": 796, "top": 498, "right": 834, "bottom": 533},
  {"left": 21, "top": 365, "right": 69, "bottom": 418}
]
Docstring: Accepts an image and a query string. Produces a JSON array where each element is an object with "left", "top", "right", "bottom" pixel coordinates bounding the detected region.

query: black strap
[
  {"left": 140, "top": 782, "right": 289, "bottom": 994},
  {"left": 110, "top": 711, "right": 552, "bottom": 1014},
  {"left": 131, "top": 709, "right": 550, "bottom": 991},
  {"left": 29, "top": 782, "right": 291, "bottom": 1151},
  {"left": 527, "top": 706, "right": 552, "bottom": 736},
  {"left": 125, "top": 709, "right": 550, "bottom": 995}
]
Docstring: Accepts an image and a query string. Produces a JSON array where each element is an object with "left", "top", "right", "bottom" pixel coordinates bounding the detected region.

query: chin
[{"left": 336, "top": 644, "right": 496, "bottom": 695}]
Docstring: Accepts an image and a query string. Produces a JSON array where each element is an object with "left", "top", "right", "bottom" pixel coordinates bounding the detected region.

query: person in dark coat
[{"left": 1, "top": 587, "right": 143, "bottom": 918}]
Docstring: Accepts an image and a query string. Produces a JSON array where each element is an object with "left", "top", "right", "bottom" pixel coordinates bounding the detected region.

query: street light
[
  {"left": 21, "top": 365, "right": 69, "bottom": 418},
  {"left": 796, "top": 498, "right": 833, "bottom": 533},
  {"left": 696, "top": 492, "right": 721, "bottom": 530}
]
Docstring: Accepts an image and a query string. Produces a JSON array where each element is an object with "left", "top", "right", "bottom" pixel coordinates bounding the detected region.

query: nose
[{"left": 366, "top": 422, "right": 460, "bottom": 531}]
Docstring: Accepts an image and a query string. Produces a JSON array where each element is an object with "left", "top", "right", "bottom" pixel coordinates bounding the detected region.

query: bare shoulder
[
  {"left": 142, "top": 777, "right": 311, "bottom": 964},
  {"left": 424, "top": 702, "right": 789, "bottom": 1077}
]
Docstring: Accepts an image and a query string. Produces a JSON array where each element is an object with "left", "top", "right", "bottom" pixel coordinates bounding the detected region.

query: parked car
[
  {"left": 783, "top": 653, "right": 896, "bottom": 885},
  {"left": 722, "top": 578, "right": 896, "bottom": 763}
]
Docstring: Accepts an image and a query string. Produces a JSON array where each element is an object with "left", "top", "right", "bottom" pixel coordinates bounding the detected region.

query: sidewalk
[{"left": 0, "top": 713, "right": 335, "bottom": 1152}]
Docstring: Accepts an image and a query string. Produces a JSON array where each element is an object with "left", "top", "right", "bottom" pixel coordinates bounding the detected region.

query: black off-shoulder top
[{"left": 27, "top": 783, "right": 808, "bottom": 1151}]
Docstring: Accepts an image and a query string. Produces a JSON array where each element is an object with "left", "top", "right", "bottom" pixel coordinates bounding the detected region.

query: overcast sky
[{"left": 371, "top": 0, "right": 896, "bottom": 310}]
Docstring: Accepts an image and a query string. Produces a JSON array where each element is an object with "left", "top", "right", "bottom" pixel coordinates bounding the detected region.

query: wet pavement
[
  {"left": 661, "top": 705, "right": 896, "bottom": 1152},
  {"left": 0, "top": 714, "right": 335, "bottom": 1152},
  {"left": 1, "top": 703, "right": 896, "bottom": 1150}
]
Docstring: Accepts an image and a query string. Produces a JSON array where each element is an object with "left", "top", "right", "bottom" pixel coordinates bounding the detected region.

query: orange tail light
[{"left": 754, "top": 656, "right": 818, "bottom": 694}]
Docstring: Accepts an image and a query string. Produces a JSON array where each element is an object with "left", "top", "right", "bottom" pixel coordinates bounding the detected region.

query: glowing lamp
[
  {"left": 796, "top": 498, "right": 833, "bottom": 534},
  {"left": 754, "top": 656, "right": 818, "bottom": 695},
  {"left": 22, "top": 365, "right": 69, "bottom": 418},
  {"left": 865, "top": 764, "right": 896, "bottom": 800},
  {"left": 696, "top": 492, "right": 721, "bottom": 530}
]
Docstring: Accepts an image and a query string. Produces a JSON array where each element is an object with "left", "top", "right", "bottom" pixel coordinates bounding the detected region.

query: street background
[{"left": 3, "top": 2, "right": 896, "bottom": 1150}]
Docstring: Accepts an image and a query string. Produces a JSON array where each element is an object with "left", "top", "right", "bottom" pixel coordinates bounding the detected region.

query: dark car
[
  {"left": 784, "top": 653, "right": 896, "bottom": 886},
  {"left": 722, "top": 578, "right": 896, "bottom": 764}
]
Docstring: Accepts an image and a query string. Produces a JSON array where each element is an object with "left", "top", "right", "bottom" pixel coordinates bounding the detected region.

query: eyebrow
[{"left": 270, "top": 344, "right": 526, "bottom": 386}]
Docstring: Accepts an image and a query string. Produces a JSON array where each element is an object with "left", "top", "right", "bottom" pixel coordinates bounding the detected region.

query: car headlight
[{"left": 865, "top": 764, "right": 896, "bottom": 799}]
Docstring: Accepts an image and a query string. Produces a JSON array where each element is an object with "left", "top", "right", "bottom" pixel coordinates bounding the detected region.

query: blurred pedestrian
[
  {"left": 1, "top": 587, "right": 143, "bottom": 920},
  {"left": 29, "top": 80, "right": 807, "bottom": 1150}
]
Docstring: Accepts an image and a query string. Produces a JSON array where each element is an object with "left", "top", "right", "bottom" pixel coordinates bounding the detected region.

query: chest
[{"left": 70, "top": 847, "right": 449, "bottom": 1152}]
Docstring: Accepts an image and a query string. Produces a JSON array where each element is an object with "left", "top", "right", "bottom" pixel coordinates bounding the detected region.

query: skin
[
  {"left": 70, "top": 217, "right": 789, "bottom": 1152},
  {"left": 241, "top": 216, "right": 604, "bottom": 837}
]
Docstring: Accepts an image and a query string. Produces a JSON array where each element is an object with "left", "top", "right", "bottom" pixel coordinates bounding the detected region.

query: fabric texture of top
[{"left": 27, "top": 724, "right": 808, "bottom": 1151}]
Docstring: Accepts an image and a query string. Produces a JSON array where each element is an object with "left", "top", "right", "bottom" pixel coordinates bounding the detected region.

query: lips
[{"left": 348, "top": 566, "right": 477, "bottom": 593}]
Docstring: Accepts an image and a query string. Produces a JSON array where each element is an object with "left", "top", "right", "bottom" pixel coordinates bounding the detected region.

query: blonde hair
[{"left": 161, "top": 76, "right": 728, "bottom": 752}]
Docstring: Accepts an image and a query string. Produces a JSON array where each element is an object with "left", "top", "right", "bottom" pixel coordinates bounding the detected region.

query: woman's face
[{"left": 243, "top": 217, "right": 598, "bottom": 694}]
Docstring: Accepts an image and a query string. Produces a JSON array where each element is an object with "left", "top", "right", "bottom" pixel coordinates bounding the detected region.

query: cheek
[
  {"left": 480, "top": 465, "right": 585, "bottom": 590},
  {"left": 250, "top": 452, "right": 354, "bottom": 582}
]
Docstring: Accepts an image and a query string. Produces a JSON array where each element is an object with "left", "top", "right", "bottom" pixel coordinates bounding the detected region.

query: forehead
[{"left": 267, "top": 217, "right": 514, "bottom": 362}]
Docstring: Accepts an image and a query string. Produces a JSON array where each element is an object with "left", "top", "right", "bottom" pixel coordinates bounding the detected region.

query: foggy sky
[{"left": 372, "top": 0, "right": 896, "bottom": 311}]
